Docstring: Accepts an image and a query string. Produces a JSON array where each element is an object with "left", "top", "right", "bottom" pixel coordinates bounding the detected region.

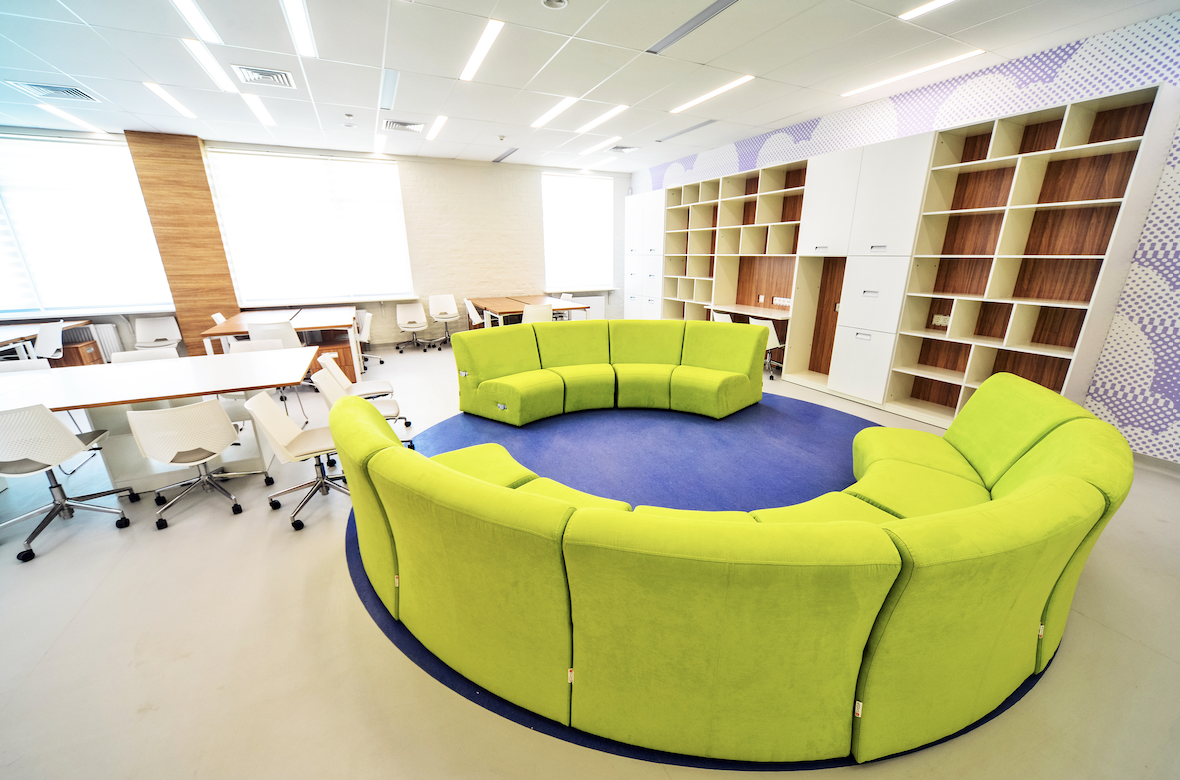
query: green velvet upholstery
[
  {"left": 851, "top": 475, "right": 1106, "bottom": 762},
  {"left": 430, "top": 442, "right": 538, "bottom": 488},
  {"left": 670, "top": 321, "right": 766, "bottom": 418},
  {"left": 944, "top": 372, "right": 1097, "bottom": 489},
  {"left": 633, "top": 505, "right": 756, "bottom": 523},
  {"left": 852, "top": 427, "right": 982, "bottom": 485},
  {"left": 609, "top": 320, "right": 685, "bottom": 410},
  {"left": 563, "top": 509, "right": 901, "bottom": 762},
  {"left": 613, "top": 363, "right": 675, "bottom": 409},
  {"left": 844, "top": 460, "right": 992, "bottom": 518},
  {"left": 548, "top": 364, "right": 617, "bottom": 412},
  {"left": 752, "top": 492, "right": 895, "bottom": 525},
  {"left": 475, "top": 369, "right": 566, "bottom": 427},
  {"left": 327, "top": 397, "right": 404, "bottom": 618},
  {"left": 368, "top": 443, "right": 576, "bottom": 725},
  {"left": 451, "top": 324, "right": 565, "bottom": 426},
  {"left": 517, "top": 477, "right": 631, "bottom": 511},
  {"left": 533, "top": 321, "right": 617, "bottom": 412}
]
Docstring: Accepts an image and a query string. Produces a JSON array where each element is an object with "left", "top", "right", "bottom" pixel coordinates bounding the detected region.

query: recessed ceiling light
[
  {"left": 579, "top": 136, "right": 621, "bottom": 156},
  {"left": 426, "top": 115, "right": 448, "bottom": 141},
  {"left": 379, "top": 69, "right": 399, "bottom": 111},
  {"left": 670, "top": 75, "right": 753, "bottom": 114},
  {"left": 171, "top": 0, "right": 222, "bottom": 44},
  {"left": 899, "top": 0, "right": 961, "bottom": 21},
  {"left": 280, "top": 0, "right": 318, "bottom": 58},
  {"left": 542, "top": 0, "right": 567, "bottom": 10},
  {"left": 576, "top": 105, "right": 628, "bottom": 134},
  {"left": 143, "top": 82, "right": 197, "bottom": 119},
  {"left": 37, "top": 104, "right": 106, "bottom": 134},
  {"left": 241, "top": 93, "right": 275, "bottom": 126},
  {"left": 460, "top": 19, "right": 504, "bottom": 82},
  {"left": 181, "top": 39, "right": 238, "bottom": 93},
  {"left": 840, "top": 49, "right": 984, "bottom": 97},
  {"left": 531, "top": 96, "right": 577, "bottom": 128},
  {"left": 647, "top": 0, "right": 740, "bottom": 54}
]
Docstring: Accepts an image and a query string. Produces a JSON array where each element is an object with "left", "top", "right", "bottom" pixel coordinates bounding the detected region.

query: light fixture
[
  {"left": 542, "top": 0, "right": 567, "bottom": 8},
  {"left": 379, "top": 69, "right": 399, "bottom": 111},
  {"left": 670, "top": 75, "right": 753, "bottom": 114},
  {"left": 579, "top": 135, "right": 621, "bottom": 156},
  {"left": 647, "top": 0, "right": 740, "bottom": 54},
  {"left": 181, "top": 39, "right": 238, "bottom": 93},
  {"left": 576, "top": 105, "right": 627, "bottom": 134},
  {"left": 241, "top": 93, "right": 275, "bottom": 126},
  {"left": 426, "top": 115, "right": 448, "bottom": 141},
  {"left": 143, "top": 82, "right": 197, "bottom": 118},
  {"left": 531, "top": 96, "right": 577, "bottom": 128},
  {"left": 840, "top": 49, "right": 984, "bottom": 97},
  {"left": 171, "top": 0, "right": 222, "bottom": 44},
  {"left": 280, "top": 0, "right": 318, "bottom": 58},
  {"left": 899, "top": 0, "right": 961, "bottom": 21},
  {"left": 37, "top": 104, "right": 106, "bottom": 134},
  {"left": 460, "top": 19, "right": 505, "bottom": 82},
  {"left": 374, "top": 134, "right": 387, "bottom": 154},
  {"left": 492, "top": 147, "right": 518, "bottom": 163},
  {"left": 656, "top": 119, "right": 715, "bottom": 142}
]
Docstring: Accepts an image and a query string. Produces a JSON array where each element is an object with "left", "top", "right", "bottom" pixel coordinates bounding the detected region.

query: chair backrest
[
  {"left": 749, "top": 318, "right": 781, "bottom": 350},
  {"left": 135, "top": 316, "right": 181, "bottom": 343},
  {"left": 0, "top": 358, "right": 51, "bottom": 373},
  {"left": 560, "top": 293, "right": 573, "bottom": 300},
  {"left": 243, "top": 391, "right": 307, "bottom": 463},
  {"left": 358, "top": 310, "right": 374, "bottom": 342},
  {"left": 247, "top": 321, "right": 302, "bottom": 350},
  {"left": 126, "top": 398, "right": 238, "bottom": 465},
  {"left": 34, "top": 320, "right": 64, "bottom": 359},
  {"left": 465, "top": 298, "right": 482, "bottom": 327},
  {"left": 522, "top": 304, "right": 552, "bottom": 324},
  {"left": 397, "top": 303, "right": 428, "bottom": 329},
  {"left": 0, "top": 404, "right": 86, "bottom": 474},
  {"left": 318, "top": 354, "right": 353, "bottom": 391},
  {"left": 712, "top": 311, "right": 733, "bottom": 323},
  {"left": 211, "top": 312, "right": 227, "bottom": 325},
  {"left": 429, "top": 294, "right": 459, "bottom": 320},
  {"left": 111, "top": 347, "right": 179, "bottom": 363},
  {"left": 229, "top": 338, "right": 284, "bottom": 354},
  {"left": 310, "top": 367, "right": 348, "bottom": 408}
]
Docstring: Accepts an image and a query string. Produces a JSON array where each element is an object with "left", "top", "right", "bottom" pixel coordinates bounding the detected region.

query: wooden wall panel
[
  {"left": 1019, "top": 120, "right": 1062, "bottom": 154},
  {"left": 992, "top": 350, "right": 1070, "bottom": 392},
  {"left": 975, "top": 302, "right": 1013, "bottom": 339},
  {"left": 961, "top": 133, "right": 991, "bottom": 163},
  {"left": 1012, "top": 257, "right": 1102, "bottom": 301},
  {"left": 1038, "top": 151, "right": 1136, "bottom": 203},
  {"left": 1032, "top": 307, "right": 1087, "bottom": 348},
  {"left": 911, "top": 376, "right": 961, "bottom": 407},
  {"left": 783, "top": 168, "right": 807, "bottom": 189},
  {"left": 918, "top": 339, "right": 970, "bottom": 372},
  {"left": 125, "top": 131, "right": 238, "bottom": 356},
  {"left": 1024, "top": 206, "right": 1119, "bottom": 255},
  {"left": 942, "top": 213, "right": 1003, "bottom": 255},
  {"left": 934, "top": 257, "right": 991, "bottom": 296},
  {"left": 951, "top": 167, "right": 1015, "bottom": 210},
  {"left": 809, "top": 257, "right": 845, "bottom": 375},
  {"left": 1089, "top": 102, "right": 1152, "bottom": 143},
  {"left": 781, "top": 194, "right": 803, "bottom": 223},
  {"left": 735, "top": 256, "right": 795, "bottom": 310},
  {"left": 925, "top": 298, "right": 953, "bottom": 331}
]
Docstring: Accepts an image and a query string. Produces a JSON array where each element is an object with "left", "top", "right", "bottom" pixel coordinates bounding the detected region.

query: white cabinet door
[
  {"left": 828, "top": 327, "right": 897, "bottom": 404},
  {"left": 642, "top": 189, "right": 665, "bottom": 255},
  {"left": 797, "top": 146, "right": 862, "bottom": 256},
  {"left": 625, "top": 193, "right": 644, "bottom": 254},
  {"left": 624, "top": 294, "right": 642, "bottom": 319},
  {"left": 641, "top": 255, "right": 662, "bottom": 297},
  {"left": 642, "top": 297, "right": 661, "bottom": 320},
  {"left": 848, "top": 133, "right": 934, "bottom": 256},
  {"left": 836, "top": 256, "right": 909, "bottom": 333},
  {"left": 624, "top": 262, "right": 642, "bottom": 295}
]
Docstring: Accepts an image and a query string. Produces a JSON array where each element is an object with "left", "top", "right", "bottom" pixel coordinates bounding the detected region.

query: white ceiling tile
[
  {"left": 68, "top": 77, "right": 177, "bottom": 114},
  {"left": 541, "top": 98, "right": 619, "bottom": 133},
  {"left": 500, "top": 147, "right": 546, "bottom": 165},
  {"left": 524, "top": 38, "right": 638, "bottom": 98},
  {"left": 300, "top": 59, "right": 381, "bottom": 108},
  {"left": 633, "top": 65, "right": 751, "bottom": 113},
  {"left": 809, "top": 38, "right": 990, "bottom": 97},
  {"left": 384, "top": 2, "right": 486, "bottom": 79},
  {"left": 265, "top": 126, "right": 328, "bottom": 150},
  {"left": 456, "top": 143, "right": 504, "bottom": 162},
  {"left": 515, "top": 127, "right": 579, "bottom": 151},
  {"left": 673, "top": 78, "right": 801, "bottom": 121},
  {"left": 469, "top": 121, "right": 533, "bottom": 148},
  {"left": 321, "top": 128, "right": 379, "bottom": 152},
  {"left": 0, "top": 32, "right": 60, "bottom": 72},
  {"left": 23, "top": 102, "right": 141, "bottom": 132},
  {"left": 560, "top": 106, "right": 668, "bottom": 139},
  {"left": 575, "top": 0, "right": 713, "bottom": 51},
  {"left": 203, "top": 120, "right": 278, "bottom": 144},
  {"left": 0, "top": 1, "right": 83, "bottom": 23},
  {"left": 441, "top": 81, "right": 520, "bottom": 121},
  {"left": 471, "top": 24, "right": 567, "bottom": 90},
  {"left": 414, "top": 0, "right": 499, "bottom": 16},
  {"left": 955, "top": 0, "right": 1160, "bottom": 51},
  {"left": 624, "top": 113, "right": 719, "bottom": 143},
  {"left": 992, "top": 0, "right": 1179, "bottom": 59},
  {"left": 430, "top": 116, "right": 488, "bottom": 145},
  {"left": 259, "top": 97, "right": 323, "bottom": 130},
  {"left": 495, "top": 90, "right": 576, "bottom": 126},
  {"left": 199, "top": 0, "right": 295, "bottom": 55},
  {"left": 418, "top": 140, "right": 467, "bottom": 159},
  {"left": 582, "top": 53, "right": 699, "bottom": 106},
  {"left": 380, "top": 131, "right": 425, "bottom": 156},
  {"left": 162, "top": 86, "right": 257, "bottom": 124},
  {"left": 0, "top": 17, "right": 148, "bottom": 81},
  {"left": 490, "top": 0, "right": 610, "bottom": 36},
  {"left": 60, "top": 0, "right": 192, "bottom": 37},
  {"left": 901, "top": 0, "right": 1055, "bottom": 35},
  {"left": 127, "top": 112, "right": 214, "bottom": 135},
  {"left": 91, "top": 29, "right": 216, "bottom": 89},
  {"left": 316, "top": 104, "right": 379, "bottom": 133},
  {"left": 660, "top": 0, "right": 827, "bottom": 65},
  {"left": 726, "top": 87, "right": 833, "bottom": 127},
  {"left": 391, "top": 72, "right": 455, "bottom": 115},
  {"left": 649, "top": 119, "right": 761, "bottom": 150},
  {"left": 305, "top": 0, "right": 387, "bottom": 67}
]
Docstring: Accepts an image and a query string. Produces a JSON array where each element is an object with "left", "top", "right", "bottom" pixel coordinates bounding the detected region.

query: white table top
[
  {"left": 707, "top": 303, "right": 792, "bottom": 321},
  {"left": 0, "top": 347, "right": 318, "bottom": 412}
]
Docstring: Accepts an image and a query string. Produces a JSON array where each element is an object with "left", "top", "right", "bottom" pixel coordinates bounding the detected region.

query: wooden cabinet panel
[
  {"left": 49, "top": 340, "right": 103, "bottom": 367},
  {"left": 808, "top": 257, "right": 846, "bottom": 375}
]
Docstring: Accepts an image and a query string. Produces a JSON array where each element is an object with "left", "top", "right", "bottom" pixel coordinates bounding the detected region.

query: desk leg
[
  {"left": 484, "top": 311, "right": 494, "bottom": 328},
  {"left": 203, "top": 337, "right": 215, "bottom": 356}
]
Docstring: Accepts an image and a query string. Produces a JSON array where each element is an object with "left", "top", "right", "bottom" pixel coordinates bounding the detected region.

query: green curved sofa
[
  {"left": 328, "top": 371, "right": 1133, "bottom": 763},
  {"left": 450, "top": 319, "right": 769, "bottom": 425}
]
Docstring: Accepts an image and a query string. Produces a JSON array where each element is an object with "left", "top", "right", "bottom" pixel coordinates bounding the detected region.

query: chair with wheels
[
  {"left": 712, "top": 311, "right": 732, "bottom": 323},
  {"left": 357, "top": 310, "right": 383, "bottom": 368},
  {"left": 0, "top": 358, "right": 51, "bottom": 373},
  {"left": 32, "top": 320, "right": 65, "bottom": 360},
  {"left": 465, "top": 299, "right": 484, "bottom": 330},
  {"left": 0, "top": 404, "right": 137, "bottom": 562},
  {"left": 134, "top": 316, "right": 182, "bottom": 351},
  {"left": 210, "top": 312, "right": 246, "bottom": 354},
  {"left": 318, "top": 355, "right": 394, "bottom": 400},
  {"left": 244, "top": 392, "right": 349, "bottom": 530},
  {"left": 126, "top": 398, "right": 272, "bottom": 529},
  {"left": 749, "top": 318, "right": 784, "bottom": 380},
  {"left": 428, "top": 295, "right": 461, "bottom": 347},
  {"left": 395, "top": 303, "right": 430, "bottom": 352},
  {"left": 311, "top": 367, "right": 411, "bottom": 433},
  {"left": 245, "top": 322, "right": 308, "bottom": 419},
  {"left": 522, "top": 304, "right": 552, "bottom": 324},
  {"left": 111, "top": 347, "right": 179, "bottom": 363}
]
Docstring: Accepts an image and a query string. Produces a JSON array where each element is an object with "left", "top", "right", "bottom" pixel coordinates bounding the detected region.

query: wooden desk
[
  {"left": 0, "top": 320, "right": 91, "bottom": 360},
  {"left": 468, "top": 296, "right": 591, "bottom": 327},
  {"left": 706, "top": 303, "right": 791, "bottom": 321},
  {"left": 200, "top": 306, "right": 359, "bottom": 382}
]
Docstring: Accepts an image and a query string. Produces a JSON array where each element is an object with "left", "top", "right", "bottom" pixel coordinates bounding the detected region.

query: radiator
[{"left": 87, "top": 323, "right": 123, "bottom": 363}]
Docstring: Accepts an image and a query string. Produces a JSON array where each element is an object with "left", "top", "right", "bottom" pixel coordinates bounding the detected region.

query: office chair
[
  {"left": 244, "top": 392, "right": 349, "bottom": 530},
  {"left": 464, "top": 298, "right": 484, "bottom": 330},
  {"left": 357, "top": 310, "right": 384, "bottom": 367},
  {"left": 33, "top": 320, "right": 65, "bottom": 360},
  {"left": 210, "top": 312, "right": 245, "bottom": 354},
  {"left": 127, "top": 398, "right": 273, "bottom": 529},
  {"left": 395, "top": 303, "right": 429, "bottom": 352},
  {"left": 521, "top": 304, "right": 552, "bottom": 324},
  {"left": 134, "top": 316, "right": 182, "bottom": 351},
  {"left": 0, "top": 404, "right": 137, "bottom": 562},
  {"left": 318, "top": 355, "right": 395, "bottom": 402},
  {"left": 245, "top": 322, "right": 307, "bottom": 419},
  {"left": 554, "top": 292, "right": 578, "bottom": 321},
  {"left": 111, "top": 347, "right": 179, "bottom": 363},
  {"left": 749, "top": 318, "right": 784, "bottom": 380},
  {"left": 0, "top": 358, "right": 52, "bottom": 373},
  {"left": 427, "top": 295, "right": 461, "bottom": 348},
  {"left": 311, "top": 367, "right": 411, "bottom": 431},
  {"left": 712, "top": 311, "right": 733, "bottom": 323}
]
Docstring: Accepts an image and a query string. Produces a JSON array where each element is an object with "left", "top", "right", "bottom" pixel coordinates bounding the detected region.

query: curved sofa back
[{"left": 533, "top": 320, "right": 610, "bottom": 366}]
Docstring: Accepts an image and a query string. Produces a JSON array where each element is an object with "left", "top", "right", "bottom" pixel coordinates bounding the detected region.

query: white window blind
[
  {"left": 206, "top": 150, "right": 415, "bottom": 307},
  {"left": 541, "top": 173, "right": 613, "bottom": 292},
  {"left": 0, "top": 136, "right": 173, "bottom": 317}
]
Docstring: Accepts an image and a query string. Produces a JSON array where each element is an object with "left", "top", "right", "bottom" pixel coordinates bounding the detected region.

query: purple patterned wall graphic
[{"left": 631, "top": 12, "right": 1180, "bottom": 463}]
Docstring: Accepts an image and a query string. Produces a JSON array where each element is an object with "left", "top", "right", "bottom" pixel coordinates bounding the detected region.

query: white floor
[{"left": 2, "top": 344, "right": 1179, "bottom": 779}]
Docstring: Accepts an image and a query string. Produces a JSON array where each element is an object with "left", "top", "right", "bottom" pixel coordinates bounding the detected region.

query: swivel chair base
[
  {"left": 151, "top": 462, "right": 272, "bottom": 529},
  {"left": 396, "top": 332, "right": 427, "bottom": 353},
  {"left": 3, "top": 470, "right": 136, "bottom": 562},
  {"left": 264, "top": 454, "right": 349, "bottom": 530}
]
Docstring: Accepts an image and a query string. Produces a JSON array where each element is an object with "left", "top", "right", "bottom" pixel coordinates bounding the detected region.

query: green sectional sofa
[
  {"left": 449, "top": 319, "right": 768, "bottom": 426},
  {"left": 328, "top": 371, "right": 1133, "bottom": 764}
]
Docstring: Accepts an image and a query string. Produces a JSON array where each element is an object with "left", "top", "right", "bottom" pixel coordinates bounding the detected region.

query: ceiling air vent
[
  {"left": 231, "top": 65, "right": 296, "bottom": 88},
  {"left": 608, "top": 145, "right": 640, "bottom": 153},
  {"left": 383, "top": 120, "right": 425, "bottom": 133},
  {"left": 5, "top": 82, "right": 97, "bottom": 101}
]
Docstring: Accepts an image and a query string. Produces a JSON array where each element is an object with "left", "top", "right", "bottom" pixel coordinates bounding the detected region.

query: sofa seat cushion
[
  {"left": 548, "top": 364, "right": 616, "bottom": 412},
  {"left": 852, "top": 427, "right": 981, "bottom": 485},
  {"left": 753, "top": 492, "right": 895, "bottom": 525},
  {"left": 670, "top": 365, "right": 756, "bottom": 419},
  {"left": 614, "top": 363, "right": 675, "bottom": 409},
  {"left": 431, "top": 442, "right": 538, "bottom": 489},
  {"left": 475, "top": 369, "right": 565, "bottom": 427},
  {"left": 845, "top": 460, "right": 991, "bottom": 518},
  {"left": 635, "top": 505, "right": 756, "bottom": 523},
  {"left": 518, "top": 477, "right": 631, "bottom": 511}
]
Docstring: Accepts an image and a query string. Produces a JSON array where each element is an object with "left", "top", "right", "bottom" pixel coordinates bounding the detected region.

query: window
[
  {"left": 205, "top": 150, "right": 415, "bottom": 307},
  {"left": 541, "top": 173, "right": 613, "bottom": 292},
  {"left": 0, "top": 135, "right": 173, "bottom": 317}
]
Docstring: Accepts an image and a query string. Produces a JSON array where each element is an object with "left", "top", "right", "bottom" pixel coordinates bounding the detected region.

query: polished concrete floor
[{"left": 1, "top": 344, "right": 1178, "bottom": 779}]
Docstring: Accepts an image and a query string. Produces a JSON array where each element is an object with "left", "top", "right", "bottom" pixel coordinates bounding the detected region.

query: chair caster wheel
[
  {"left": 327, "top": 458, "right": 336, "bottom": 467},
  {"left": 280, "top": 394, "right": 288, "bottom": 401},
  {"left": 768, "top": 375, "right": 774, "bottom": 381},
  {"left": 398, "top": 349, "right": 404, "bottom": 353},
  {"left": 17, "top": 549, "right": 34, "bottom": 562},
  {"left": 404, "top": 420, "right": 412, "bottom": 428},
  {"left": 232, "top": 504, "right": 243, "bottom": 515},
  {"left": 407, "top": 441, "right": 415, "bottom": 450},
  {"left": 269, "top": 499, "right": 281, "bottom": 510},
  {"left": 313, "top": 387, "right": 320, "bottom": 393},
  {"left": 341, "top": 477, "right": 347, "bottom": 484},
  {"left": 156, "top": 518, "right": 168, "bottom": 530},
  {"left": 128, "top": 491, "right": 140, "bottom": 502},
  {"left": 264, "top": 476, "right": 275, "bottom": 486},
  {"left": 116, "top": 516, "right": 130, "bottom": 529},
  {"left": 291, "top": 519, "right": 304, "bottom": 531},
  {"left": 379, "top": 359, "right": 385, "bottom": 364},
  {"left": 154, "top": 494, "right": 167, "bottom": 506}
]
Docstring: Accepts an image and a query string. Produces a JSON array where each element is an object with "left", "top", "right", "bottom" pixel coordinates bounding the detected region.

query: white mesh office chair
[
  {"left": 0, "top": 404, "right": 136, "bottom": 562},
  {"left": 522, "top": 304, "right": 552, "bottom": 324},
  {"left": 427, "top": 295, "right": 461, "bottom": 347},
  {"left": 0, "top": 358, "right": 51, "bottom": 373},
  {"left": 464, "top": 298, "right": 484, "bottom": 330},
  {"left": 111, "top": 347, "right": 179, "bottom": 363},
  {"left": 749, "top": 318, "right": 784, "bottom": 380},
  {"left": 357, "top": 310, "right": 383, "bottom": 368},
  {"left": 395, "top": 303, "right": 429, "bottom": 352},
  {"left": 317, "top": 355, "right": 395, "bottom": 402},
  {"left": 228, "top": 339, "right": 284, "bottom": 354},
  {"left": 33, "top": 320, "right": 65, "bottom": 360},
  {"left": 554, "top": 292, "right": 576, "bottom": 321},
  {"left": 127, "top": 398, "right": 273, "bottom": 529},
  {"left": 245, "top": 322, "right": 307, "bottom": 419},
  {"left": 210, "top": 312, "right": 245, "bottom": 354},
  {"left": 712, "top": 311, "right": 733, "bottom": 323},
  {"left": 134, "top": 316, "right": 182, "bottom": 351},
  {"left": 311, "top": 367, "right": 411, "bottom": 431},
  {"left": 244, "top": 392, "right": 348, "bottom": 530}
]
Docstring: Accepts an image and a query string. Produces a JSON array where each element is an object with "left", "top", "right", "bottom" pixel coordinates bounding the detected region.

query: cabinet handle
[
  {"left": 870, "top": 245, "right": 887, "bottom": 253},
  {"left": 862, "top": 290, "right": 879, "bottom": 298},
  {"left": 814, "top": 245, "right": 828, "bottom": 251},
  {"left": 855, "top": 332, "right": 872, "bottom": 341}
]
